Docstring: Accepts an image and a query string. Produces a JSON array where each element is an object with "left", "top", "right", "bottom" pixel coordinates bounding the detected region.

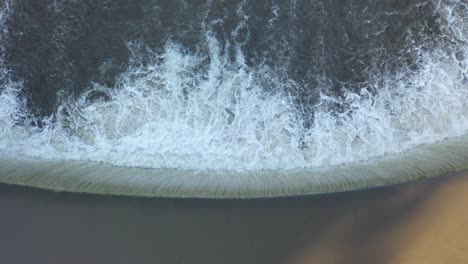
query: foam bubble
[{"left": 0, "top": 1, "right": 467, "bottom": 173}]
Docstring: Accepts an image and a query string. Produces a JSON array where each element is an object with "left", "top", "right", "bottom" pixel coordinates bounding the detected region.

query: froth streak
[{"left": 0, "top": 134, "right": 467, "bottom": 198}]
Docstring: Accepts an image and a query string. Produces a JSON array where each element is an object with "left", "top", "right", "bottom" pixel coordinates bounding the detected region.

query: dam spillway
[{"left": 0, "top": 0, "right": 467, "bottom": 198}]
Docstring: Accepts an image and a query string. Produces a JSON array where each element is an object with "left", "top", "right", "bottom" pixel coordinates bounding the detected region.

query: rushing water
[{"left": 0, "top": 0, "right": 467, "bottom": 197}]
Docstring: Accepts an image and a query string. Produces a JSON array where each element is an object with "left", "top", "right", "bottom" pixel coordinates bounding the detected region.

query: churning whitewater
[{"left": 0, "top": 0, "right": 467, "bottom": 197}]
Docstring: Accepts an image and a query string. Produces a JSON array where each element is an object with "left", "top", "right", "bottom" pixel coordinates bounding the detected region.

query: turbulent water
[{"left": 0, "top": 0, "right": 467, "bottom": 176}]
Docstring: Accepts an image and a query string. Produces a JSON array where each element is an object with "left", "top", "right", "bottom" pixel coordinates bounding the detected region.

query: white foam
[{"left": 0, "top": 1, "right": 467, "bottom": 172}]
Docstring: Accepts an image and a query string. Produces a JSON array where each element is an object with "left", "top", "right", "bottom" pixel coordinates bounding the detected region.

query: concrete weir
[
  {"left": 0, "top": 134, "right": 467, "bottom": 199},
  {"left": 1, "top": 1, "right": 467, "bottom": 198}
]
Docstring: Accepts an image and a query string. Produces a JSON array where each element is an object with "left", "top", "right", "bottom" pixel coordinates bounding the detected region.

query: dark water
[
  {"left": 0, "top": 0, "right": 467, "bottom": 191},
  {"left": 4, "top": 0, "right": 442, "bottom": 119}
]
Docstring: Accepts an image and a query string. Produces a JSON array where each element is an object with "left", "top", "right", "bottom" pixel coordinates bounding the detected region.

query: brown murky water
[{"left": 1, "top": 171, "right": 467, "bottom": 264}]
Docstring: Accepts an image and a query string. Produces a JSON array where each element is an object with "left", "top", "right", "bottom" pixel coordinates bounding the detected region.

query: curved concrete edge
[{"left": 0, "top": 134, "right": 467, "bottom": 199}]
